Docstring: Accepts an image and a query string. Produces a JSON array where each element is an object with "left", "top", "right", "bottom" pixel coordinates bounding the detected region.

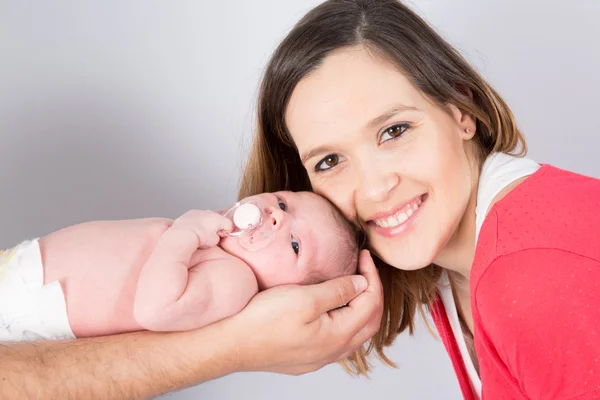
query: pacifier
[{"left": 221, "top": 197, "right": 276, "bottom": 251}]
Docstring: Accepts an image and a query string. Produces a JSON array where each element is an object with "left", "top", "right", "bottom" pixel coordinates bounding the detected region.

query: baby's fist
[{"left": 172, "top": 210, "right": 233, "bottom": 249}]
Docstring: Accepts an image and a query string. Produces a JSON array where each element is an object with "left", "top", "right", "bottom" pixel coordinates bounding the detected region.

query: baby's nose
[{"left": 267, "top": 207, "right": 286, "bottom": 231}]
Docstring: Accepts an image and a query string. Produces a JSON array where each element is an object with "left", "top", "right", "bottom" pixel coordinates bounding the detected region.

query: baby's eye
[
  {"left": 291, "top": 237, "right": 300, "bottom": 256},
  {"left": 278, "top": 198, "right": 287, "bottom": 211}
]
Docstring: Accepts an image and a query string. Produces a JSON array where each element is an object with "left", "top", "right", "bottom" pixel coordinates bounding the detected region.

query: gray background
[{"left": 1, "top": 1, "right": 598, "bottom": 399}]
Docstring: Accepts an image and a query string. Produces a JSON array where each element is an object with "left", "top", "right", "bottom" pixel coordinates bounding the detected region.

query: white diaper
[{"left": 0, "top": 239, "right": 75, "bottom": 341}]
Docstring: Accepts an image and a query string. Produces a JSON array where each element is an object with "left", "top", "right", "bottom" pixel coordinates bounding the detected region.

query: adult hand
[{"left": 226, "top": 250, "right": 383, "bottom": 375}]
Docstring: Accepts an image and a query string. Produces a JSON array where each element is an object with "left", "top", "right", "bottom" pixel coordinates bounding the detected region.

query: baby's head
[{"left": 219, "top": 191, "right": 362, "bottom": 290}]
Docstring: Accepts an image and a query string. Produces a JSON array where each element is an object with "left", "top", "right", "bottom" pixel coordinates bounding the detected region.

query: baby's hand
[{"left": 172, "top": 210, "right": 233, "bottom": 249}]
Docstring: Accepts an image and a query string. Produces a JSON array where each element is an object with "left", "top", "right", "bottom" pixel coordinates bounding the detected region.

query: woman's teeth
[{"left": 374, "top": 197, "right": 423, "bottom": 228}]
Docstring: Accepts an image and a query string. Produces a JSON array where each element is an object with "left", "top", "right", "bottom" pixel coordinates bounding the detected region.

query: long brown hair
[{"left": 239, "top": 0, "right": 526, "bottom": 375}]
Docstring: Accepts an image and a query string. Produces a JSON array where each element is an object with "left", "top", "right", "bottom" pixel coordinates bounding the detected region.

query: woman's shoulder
[
  {"left": 475, "top": 164, "right": 600, "bottom": 265},
  {"left": 471, "top": 163, "right": 600, "bottom": 299},
  {"left": 492, "top": 163, "right": 600, "bottom": 218}
]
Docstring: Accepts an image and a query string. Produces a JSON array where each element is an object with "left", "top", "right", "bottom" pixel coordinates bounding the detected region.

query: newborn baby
[{"left": 0, "top": 191, "right": 360, "bottom": 341}]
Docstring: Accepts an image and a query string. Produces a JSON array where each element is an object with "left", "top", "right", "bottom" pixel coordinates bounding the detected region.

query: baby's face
[{"left": 219, "top": 191, "right": 346, "bottom": 289}]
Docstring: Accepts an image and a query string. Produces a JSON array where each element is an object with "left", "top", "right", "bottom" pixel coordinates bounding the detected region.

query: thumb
[{"left": 303, "top": 274, "right": 368, "bottom": 319}]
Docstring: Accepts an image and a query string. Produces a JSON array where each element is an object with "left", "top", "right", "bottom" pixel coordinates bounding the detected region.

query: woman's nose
[{"left": 356, "top": 167, "right": 400, "bottom": 203}]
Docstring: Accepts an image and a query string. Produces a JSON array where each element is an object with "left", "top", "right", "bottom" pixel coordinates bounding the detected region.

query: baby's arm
[{"left": 133, "top": 210, "right": 258, "bottom": 331}]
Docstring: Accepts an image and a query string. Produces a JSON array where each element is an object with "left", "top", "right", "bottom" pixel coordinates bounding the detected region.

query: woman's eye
[
  {"left": 278, "top": 199, "right": 287, "bottom": 211},
  {"left": 315, "top": 154, "right": 342, "bottom": 172},
  {"left": 379, "top": 123, "right": 409, "bottom": 144},
  {"left": 291, "top": 237, "right": 300, "bottom": 256}
]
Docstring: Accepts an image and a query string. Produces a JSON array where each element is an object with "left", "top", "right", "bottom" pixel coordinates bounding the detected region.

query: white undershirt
[
  {"left": 437, "top": 152, "right": 540, "bottom": 398},
  {"left": 439, "top": 271, "right": 482, "bottom": 397}
]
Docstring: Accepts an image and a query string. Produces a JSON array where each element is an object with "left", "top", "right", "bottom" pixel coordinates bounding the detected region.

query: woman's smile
[{"left": 366, "top": 193, "right": 428, "bottom": 237}]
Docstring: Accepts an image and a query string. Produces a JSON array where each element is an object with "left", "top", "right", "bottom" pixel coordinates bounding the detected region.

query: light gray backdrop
[{"left": 1, "top": 1, "right": 598, "bottom": 399}]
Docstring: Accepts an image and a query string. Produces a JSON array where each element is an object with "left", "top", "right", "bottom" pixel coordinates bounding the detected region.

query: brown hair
[
  {"left": 239, "top": 0, "right": 527, "bottom": 375},
  {"left": 306, "top": 200, "right": 365, "bottom": 284}
]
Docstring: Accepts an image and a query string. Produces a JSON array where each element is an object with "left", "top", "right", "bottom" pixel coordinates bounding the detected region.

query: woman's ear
[
  {"left": 457, "top": 84, "right": 474, "bottom": 100},
  {"left": 447, "top": 103, "right": 476, "bottom": 138},
  {"left": 447, "top": 86, "right": 476, "bottom": 140}
]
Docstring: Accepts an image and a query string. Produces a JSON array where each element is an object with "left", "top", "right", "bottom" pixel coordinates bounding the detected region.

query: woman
[{"left": 240, "top": 0, "right": 600, "bottom": 399}]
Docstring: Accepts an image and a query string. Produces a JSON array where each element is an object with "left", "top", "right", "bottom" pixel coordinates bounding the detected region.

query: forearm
[
  {"left": 0, "top": 323, "right": 239, "bottom": 399},
  {"left": 136, "top": 227, "right": 196, "bottom": 309}
]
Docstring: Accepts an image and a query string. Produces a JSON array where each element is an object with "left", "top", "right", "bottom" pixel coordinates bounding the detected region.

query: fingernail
[{"left": 352, "top": 276, "right": 367, "bottom": 292}]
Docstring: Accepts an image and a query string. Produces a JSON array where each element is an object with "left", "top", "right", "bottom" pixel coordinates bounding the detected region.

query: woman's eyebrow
[
  {"left": 300, "top": 145, "right": 336, "bottom": 164},
  {"left": 300, "top": 104, "right": 419, "bottom": 163},
  {"left": 367, "top": 104, "right": 419, "bottom": 129}
]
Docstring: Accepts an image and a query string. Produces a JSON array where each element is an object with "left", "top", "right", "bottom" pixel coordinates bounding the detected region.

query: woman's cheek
[{"left": 320, "top": 187, "right": 357, "bottom": 222}]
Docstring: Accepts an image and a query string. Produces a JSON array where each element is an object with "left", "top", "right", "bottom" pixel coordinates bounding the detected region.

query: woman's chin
[{"left": 373, "top": 248, "right": 435, "bottom": 271}]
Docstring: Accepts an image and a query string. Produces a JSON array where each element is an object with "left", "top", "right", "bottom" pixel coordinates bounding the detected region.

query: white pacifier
[
  {"left": 233, "top": 203, "right": 261, "bottom": 231},
  {"left": 222, "top": 198, "right": 276, "bottom": 251}
]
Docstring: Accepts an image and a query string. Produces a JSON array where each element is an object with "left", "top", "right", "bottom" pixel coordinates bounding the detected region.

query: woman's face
[{"left": 285, "top": 46, "right": 478, "bottom": 271}]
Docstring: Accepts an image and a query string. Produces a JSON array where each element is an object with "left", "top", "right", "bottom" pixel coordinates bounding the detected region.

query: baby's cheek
[
  {"left": 241, "top": 250, "right": 278, "bottom": 286},
  {"left": 259, "top": 249, "right": 303, "bottom": 288},
  {"left": 218, "top": 237, "right": 238, "bottom": 256},
  {"left": 245, "top": 250, "right": 271, "bottom": 272}
]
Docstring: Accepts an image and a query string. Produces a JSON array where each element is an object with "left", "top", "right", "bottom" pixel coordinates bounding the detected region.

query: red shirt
[{"left": 432, "top": 164, "right": 600, "bottom": 399}]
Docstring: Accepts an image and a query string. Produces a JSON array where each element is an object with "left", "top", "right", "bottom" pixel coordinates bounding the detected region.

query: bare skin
[
  {"left": 0, "top": 250, "right": 382, "bottom": 399},
  {"left": 38, "top": 191, "right": 348, "bottom": 337}
]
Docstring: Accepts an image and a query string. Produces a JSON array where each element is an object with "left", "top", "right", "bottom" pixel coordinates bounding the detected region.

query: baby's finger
[
  {"left": 207, "top": 213, "right": 233, "bottom": 236},
  {"left": 197, "top": 230, "right": 221, "bottom": 248},
  {"left": 220, "top": 216, "right": 234, "bottom": 233}
]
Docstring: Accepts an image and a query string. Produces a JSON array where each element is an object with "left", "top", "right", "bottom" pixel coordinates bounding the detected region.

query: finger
[
  {"left": 204, "top": 211, "right": 233, "bottom": 235},
  {"left": 270, "top": 363, "right": 323, "bottom": 376},
  {"left": 217, "top": 216, "right": 234, "bottom": 235},
  {"left": 357, "top": 250, "right": 383, "bottom": 297},
  {"left": 325, "top": 289, "right": 378, "bottom": 337},
  {"left": 197, "top": 233, "right": 220, "bottom": 249},
  {"left": 330, "top": 314, "right": 380, "bottom": 366},
  {"left": 198, "top": 211, "right": 233, "bottom": 236},
  {"left": 217, "top": 228, "right": 232, "bottom": 237},
  {"left": 206, "top": 212, "right": 233, "bottom": 235},
  {"left": 327, "top": 251, "right": 383, "bottom": 334},
  {"left": 336, "top": 348, "right": 360, "bottom": 363},
  {"left": 303, "top": 274, "right": 368, "bottom": 319},
  {"left": 348, "top": 305, "right": 382, "bottom": 346}
]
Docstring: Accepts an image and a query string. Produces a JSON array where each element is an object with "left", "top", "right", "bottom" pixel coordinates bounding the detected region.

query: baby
[{"left": 0, "top": 191, "right": 361, "bottom": 341}]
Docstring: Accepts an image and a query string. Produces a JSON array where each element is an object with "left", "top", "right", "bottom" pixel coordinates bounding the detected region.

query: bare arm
[
  {"left": 137, "top": 257, "right": 258, "bottom": 331},
  {"left": 1, "top": 251, "right": 381, "bottom": 399},
  {"left": 134, "top": 210, "right": 236, "bottom": 330},
  {"left": 0, "top": 322, "right": 238, "bottom": 400}
]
